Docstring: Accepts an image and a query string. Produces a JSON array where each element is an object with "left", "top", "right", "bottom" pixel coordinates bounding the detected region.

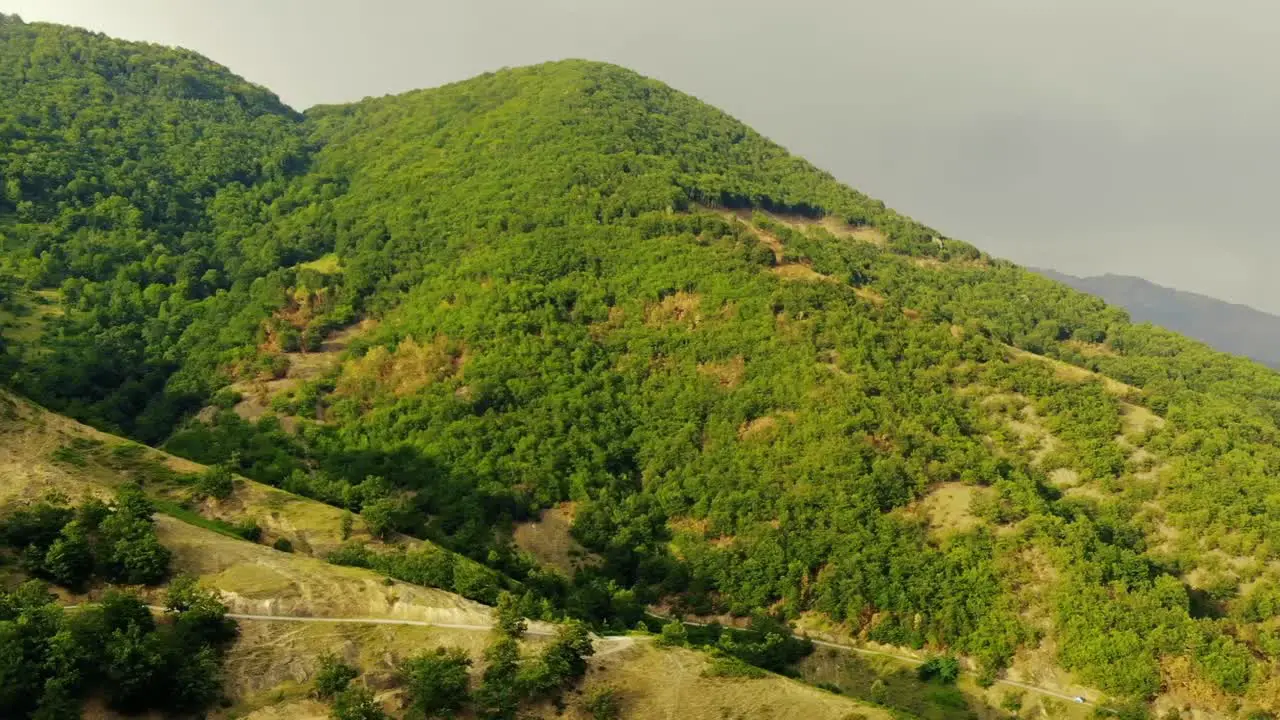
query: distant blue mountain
[{"left": 1036, "top": 268, "right": 1280, "bottom": 369}]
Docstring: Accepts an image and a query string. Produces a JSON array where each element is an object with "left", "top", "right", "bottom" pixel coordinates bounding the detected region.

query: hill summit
[{"left": 6, "top": 17, "right": 1280, "bottom": 718}]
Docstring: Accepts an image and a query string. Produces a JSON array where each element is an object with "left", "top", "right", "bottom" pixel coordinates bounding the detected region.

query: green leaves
[
  {"left": 401, "top": 647, "right": 472, "bottom": 719},
  {"left": 0, "top": 488, "right": 172, "bottom": 589},
  {"left": 0, "top": 582, "right": 236, "bottom": 718},
  {"left": 313, "top": 653, "right": 359, "bottom": 700}
]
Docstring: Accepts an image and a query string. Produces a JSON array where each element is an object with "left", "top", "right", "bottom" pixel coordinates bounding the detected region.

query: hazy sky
[{"left": 11, "top": 1, "right": 1280, "bottom": 312}]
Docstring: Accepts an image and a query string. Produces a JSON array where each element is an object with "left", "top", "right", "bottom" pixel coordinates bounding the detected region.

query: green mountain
[
  {"left": 5, "top": 15, "right": 1280, "bottom": 717},
  {"left": 1038, "top": 268, "right": 1280, "bottom": 369}
]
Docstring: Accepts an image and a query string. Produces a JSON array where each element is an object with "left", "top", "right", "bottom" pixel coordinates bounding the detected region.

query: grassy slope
[{"left": 0, "top": 390, "right": 893, "bottom": 720}]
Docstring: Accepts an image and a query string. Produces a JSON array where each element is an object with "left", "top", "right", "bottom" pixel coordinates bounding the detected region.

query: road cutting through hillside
[
  {"left": 221, "top": 612, "right": 1103, "bottom": 707},
  {"left": 68, "top": 604, "right": 1097, "bottom": 708},
  {"left": 221, "top": 612, "right": 1102, "bottom": 707},
  {"left": 807, "top": 638, "right": 1099, "bottom": 708},
  {"left": 676, "top": 618, "right": 1103, "bottom": 709}
]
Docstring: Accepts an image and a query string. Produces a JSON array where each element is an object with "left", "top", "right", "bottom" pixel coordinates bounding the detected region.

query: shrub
[
  {"left": 314, "top": 653, "right": 359, "bottom": 699},
  {"left": 400, "top": 647, "right": 471, "bottom": 719},
  {"left": 917, "top": 655, "right": 961, "bottom": 684},
  {"left": 583, "top": 686, "right": 621, "bottom": 720},
  {"left": 233, "top": 520, "right": 262, "bottom": 542},
  {"left": 656, "top": 620, "right": 688, "bottom": 647},
  {"left": 702, "top": 654, "right": 766, "bottom": 679},
  {"left": 272, "top": 537, "right": 294, "bottom": 553},
  {"left": 330, "top": 685, "right": 386, "bottom": 720},
  {"left": 195, "top": 465, "right": 234, "bottom": 500}
]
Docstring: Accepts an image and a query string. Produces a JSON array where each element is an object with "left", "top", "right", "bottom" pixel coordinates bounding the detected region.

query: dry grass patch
[
  {"left": 335, "top": 334, "right": 464, "bottom": 403},
  {"left": 909, "top": 482, "right": 987, "bottom": 538},
  {"left": 231, "top": 378, "right": 300, "bottom": 422},
  {"left": 0, "top": 389, "right": 444, "bottom": 565},
  {"left": 0, "top": 393, "right": 127, "bottom": 506},
  {"left": 1048, "top": 468, "right": 1081, "bottom": 488},
  {"left": 820, "top": 217, "right": 887, "bottom": 246},
  {"left": 0, "top": 288, "right": 64, "bottom": 348},
  {"left": 912, "top": 255, "right": 988, "bottom": 271},
  {"left": 645, "top": 291, "right": 703, "bottom": 327},
  {"left": 222, "top": 622, "right": 497, "bottom": 717},
  {"left": 588, "top": 305, "right": 626, "bottom": 339},
  {"left": 1154, "top": 656, "right": 1237, "bottom": 718},
  {"left": 1063, "top": 485, "right": 1108, "bottom": 501},
  {"left": 737, "top": 412, "right": 797, "bottom": 441},
  {"left": 229, "top": 318, "right": 377, "bottom": 421},
  {"left": 710, "top": 207, "right": 888, "bottom": 247},
  {"left": 762, "top": 262, "right": 834, "bottom": 281},
  {"left": 238, "top": 698, "right": 329, "bottom": 720},
  {"left": 297, "top": 253, "right": 342, "bottom": 275},
  {"left": 698, "top": 356, "right": 746, "bottom": 388},
  {"left": 1064, "top": 339, "right": 1118, "bottom": 358},
  {"left": 555, "top": 642, "right": 891, "bottom": 720},
  {"left": 738, "top": 415, "right": 778, "bottom": 440},
  {"left": 155, "top": 515, "right": 502, "bottom": 626},
  {"left": 189, "top": 479, "right": 383, "bottom": 557},
  {"left": 752, "top": 225, "right": 787, "bottom": 263},
  {"left": 771, "top": 263, "right": 835, "bottom": 283},
  {"left": 854, "top": 286, "right": 886, "bottom": 306},
  {"left": 1119, "top": 401, "right": 1165, "bottom": 435},
  {"left": 668, "top": 516, "right": 711, "bottom": 536},
  {"left": 1005, "top": 346, "right": 1138, "bottom": 397},
  {"left": 1001, "top": 404, "right": 1062, "bottom": 467},
  {"left": 1004, "top": 635, "right": 1100, "bottom": 708},
  {"left": 513, "top": 502, "right": 597, "bottom": 575}
]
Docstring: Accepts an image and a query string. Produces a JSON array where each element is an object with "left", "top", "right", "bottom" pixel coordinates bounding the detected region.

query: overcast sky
[{"left": 11, "top": 0, "right": 1280, "bottom": 312}]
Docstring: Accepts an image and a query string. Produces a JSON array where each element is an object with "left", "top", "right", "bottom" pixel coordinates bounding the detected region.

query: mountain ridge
[{"left": 1036, "top": 267, "right": 1280, "bottom": 369}]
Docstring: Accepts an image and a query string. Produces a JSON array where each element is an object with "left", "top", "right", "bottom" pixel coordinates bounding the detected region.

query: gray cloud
[{"left": 11, "top": 0, "right": 1280, "bottom": 311}]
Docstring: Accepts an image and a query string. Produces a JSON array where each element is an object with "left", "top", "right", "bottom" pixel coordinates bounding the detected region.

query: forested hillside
[
  {"left": 1038, "top": 268, "right": 1280, "bottom": 369},
  {"left": 6, "top": 14, "right": 1280, "bottom": 717}
]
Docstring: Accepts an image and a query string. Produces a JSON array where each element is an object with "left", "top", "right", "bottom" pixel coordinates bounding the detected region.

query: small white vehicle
[{"left": 1073, "top": 696, "right": 1086, "bottom": 704}]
